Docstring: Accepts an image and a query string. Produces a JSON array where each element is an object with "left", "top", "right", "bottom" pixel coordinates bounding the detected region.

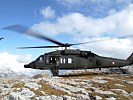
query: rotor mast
[{"left": 63, "top": 43, "right": 71, "bottom": 50}]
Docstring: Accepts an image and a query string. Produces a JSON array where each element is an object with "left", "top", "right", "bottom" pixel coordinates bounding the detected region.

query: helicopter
[
  {"left": 0, "top": 37, "right": 4, "bottom": 40},
  {"left": 3, "top": 25, "right": 133, "bottom": 76}
]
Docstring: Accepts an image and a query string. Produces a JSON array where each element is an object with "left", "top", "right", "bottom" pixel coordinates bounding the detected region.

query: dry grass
[
  {"left": 59, "top": 71, "right": 100, "bottom": 78},
  {"left": 59, "top": 72, "right": 133, "bottom": 99},
  {"left": 35, "top": 80, "right": 68, "bottom": 96},
  {"left": 12, "top": 82, "right": 24, "bottom": 88},
  {"left": 82, "top": 73, "right": 133, "bottom": 99},
  {"left": 89, "top": 92, "right": 133, "bottom": 100},
  {"left": 11, "top": 82, "right": 24, "bottom": 92}
]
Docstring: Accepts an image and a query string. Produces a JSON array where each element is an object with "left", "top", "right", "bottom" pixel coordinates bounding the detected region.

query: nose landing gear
[{"left": 50, "top": 66, "right": 59, "bottom": 76}]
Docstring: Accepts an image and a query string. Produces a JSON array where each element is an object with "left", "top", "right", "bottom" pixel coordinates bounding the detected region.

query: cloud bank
[
  {"left": 32, "top": 4, "right": 133, "bottom": 36},
  {"left": 0, "top": 52, "right": 42, "bottom": 75}
]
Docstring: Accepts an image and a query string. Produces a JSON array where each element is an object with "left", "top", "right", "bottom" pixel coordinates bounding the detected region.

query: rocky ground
[{"left": 0, "top": 69, "right": 133, "bottom": 100}]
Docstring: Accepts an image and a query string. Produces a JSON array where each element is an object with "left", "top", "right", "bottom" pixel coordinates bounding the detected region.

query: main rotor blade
[
  {"left": 3, "top": 25, "right": 64, "bottom": 46},
  {"left": 71, "top": 39, "right": 110, "bottom": 46},
  {"left": 71, "top": 34, "right": 133, "bottom": 46},
  {"left": 18, "top": 45, "right": 60, "bottom": 49}
]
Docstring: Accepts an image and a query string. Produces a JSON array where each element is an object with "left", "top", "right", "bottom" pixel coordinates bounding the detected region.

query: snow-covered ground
[{"left": 0, "top": 69, "right": 133, "bottom": 100}]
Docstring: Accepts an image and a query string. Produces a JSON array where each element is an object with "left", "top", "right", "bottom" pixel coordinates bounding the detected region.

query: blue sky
[
  {"left": 0, "top": 0, "right": 133, "bottom": 74},
  {"left": 0, "top": 0, "right": 133, "bottom": 57},
  {"left": 0, "top": 0, "right": 54, "bottom": 56}
]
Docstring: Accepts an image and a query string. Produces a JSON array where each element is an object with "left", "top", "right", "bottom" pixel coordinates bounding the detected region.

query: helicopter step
[{"left": 50, "top": 66, "right": 59, "bottom": 76}]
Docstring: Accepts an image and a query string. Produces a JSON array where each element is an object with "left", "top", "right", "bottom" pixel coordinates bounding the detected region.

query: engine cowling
[
  {"left": 80, "top": 51, "right": 88, "bottom": 57},
  {"left": 62, "top": 49, "right": 81, "bottom": 55}
]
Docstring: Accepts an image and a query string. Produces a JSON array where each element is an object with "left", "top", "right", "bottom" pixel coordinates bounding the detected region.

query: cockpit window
[
  {"left": 39, "top": 57, "right": 43, "bottom": 61},
  {"left": 36, "top": 55, "right": 44, "bottom": 62}
]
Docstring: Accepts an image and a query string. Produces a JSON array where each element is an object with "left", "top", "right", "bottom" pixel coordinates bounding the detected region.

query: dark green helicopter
[
  {"left": 3, "top": 25, "right": 133, "bottom": 76},
  {"left": 0, "top": 37, "right": 4, "bottom": 40}
]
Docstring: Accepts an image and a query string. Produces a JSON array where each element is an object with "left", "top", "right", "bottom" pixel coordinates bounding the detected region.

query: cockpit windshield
[{"left": 36, "top": 55, "right": 44, "bottom": 62}]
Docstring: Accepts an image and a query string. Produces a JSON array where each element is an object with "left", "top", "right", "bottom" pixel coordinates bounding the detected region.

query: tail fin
[{"left": 127, "top": 53, "right": 133, "bottom": 65}]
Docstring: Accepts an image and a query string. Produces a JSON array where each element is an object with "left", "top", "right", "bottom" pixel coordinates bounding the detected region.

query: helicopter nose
[
  {"left": 24, "top": 64, "right": 30, "bottom": 68},
  {"left": 24, "top": 62, "right": 36, "bottom": 69}
]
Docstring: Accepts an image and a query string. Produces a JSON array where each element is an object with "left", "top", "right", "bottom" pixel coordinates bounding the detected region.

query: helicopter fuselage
[{"left": 24, "top": 49, "right": 133, "bottom": 76}]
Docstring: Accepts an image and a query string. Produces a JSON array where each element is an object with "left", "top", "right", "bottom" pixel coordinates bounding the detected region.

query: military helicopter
[
  {"left": 3, "top": 25, "right": 133, "bottom": 76},
  {"left": 0, "top": 37, "right": 4, "bottom": 40}
]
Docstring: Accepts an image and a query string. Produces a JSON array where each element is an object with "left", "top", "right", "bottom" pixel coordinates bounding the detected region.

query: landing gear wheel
[
  {"left": 119, "top": 67, "right": 127, "bottom": 74},
  {"left": 50, "top": 68, "right": 59, "bottom": 76}
]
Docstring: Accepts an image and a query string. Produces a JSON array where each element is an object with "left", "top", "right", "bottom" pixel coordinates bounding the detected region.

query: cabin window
[
  {"left": 60, "top": 58, "right": 67, "bottom": 64},
  {"left": 60, "top": 58, "right": 66, "bottom": 64},
  {"left": 68, "top": 58, "right": 72, "bottom": 64},
  {"left": 63, "top": 58, "right": 66, "bottom": 64},
  {"left": 49, "top": 57, "right": 56, "bottom": 64},
  {"left": 60, "top": 58, "right": 63, "bottom": 64},
  {"left": 45, "top": 56, "right": 60, "bottom": 64},
  {"left": 46, "top": 57, "right": 49, "bottom": 64},
  {"left": 60, "top": 57, "right": 73, "bottom": 64}
]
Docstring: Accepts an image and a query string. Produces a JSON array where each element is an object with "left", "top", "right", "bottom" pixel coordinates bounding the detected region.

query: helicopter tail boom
[{"left": 127, "top": 53, "right": 133, "bottom": 65}]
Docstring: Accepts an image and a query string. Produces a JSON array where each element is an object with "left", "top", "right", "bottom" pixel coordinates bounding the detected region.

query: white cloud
[
  {"left": 41, "top": 6, "right": 55, "bottom": 18},
  {"left": 0, "top": 52, "right": 39, "bottom": 75},
  {"left": 17, "top": 54, "right": 32, "bottom": 63},
  {"left": 77, "top": 37, "right": 133, "bottom": 59},
  {"left": 32, "top": 4, "right": 133, "bottom": 36}
]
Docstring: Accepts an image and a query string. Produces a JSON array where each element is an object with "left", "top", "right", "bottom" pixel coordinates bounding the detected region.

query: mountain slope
[{"left": 0, "top": 70, "right": 133, "bottom": 100}]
